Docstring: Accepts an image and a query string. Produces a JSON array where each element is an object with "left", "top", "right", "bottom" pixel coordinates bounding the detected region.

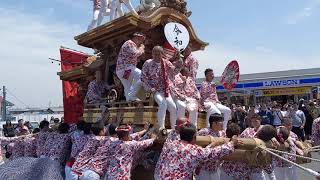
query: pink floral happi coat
[
  {"left": 24, "top": 136, "right": 37, "bottom": 157},
  {"left": 72, "top": 136, "right": 107, "bottom": 172},
  {"left": 183, "top": 54, "right": 199, "bottom": 80},
  {"left": 196, "top": 129, "right": 226, "bottom": 173},
  {"left": 36, "top": 131, "right": 50, "bottom": 157},
  {"left": 154, "top": 140, "right": 234, "bottom": 180},
  {"left": 70, "top": 134, "right": 94, "bottom": 159},
  {"left": 0, "top": 137, "right": 16, "bottom": 163},
  {"left": 171, "top": 74, "right": 200, "bottom": 101},
  {"left": 43, "top": 133, "right": 71, "bottom": 164},
  {"left": 311, "top": 118, "right": 320, "bottom": 145},
  {"left": 116, "top": 40, "right": 144, "bottom": 72},
  {"left": 221, "top": 127, "right": 257, "bottom": 180},
  {"left": 199, "top": 81, "right": 219, "bottom": 111},
  {"left": 165, "top": 130, "right": 180, "bottom": 144},
  {"left": 141, "top": 59, "right": 176, "bottom": 93},
  {"left": 81, "top": 137, "right": 118, "bottom": 176},
  {"left": 80, "top": 133, "right": 141, "bottom": 176},
  {"left": 103, "top": 139, "right": 154, "bottom": 179},
  {"left": 85, "top": 80, "right": 111, "bottom": 104},
  {"left": 9, "top": 138, "right": 25, "bottom": 160}
]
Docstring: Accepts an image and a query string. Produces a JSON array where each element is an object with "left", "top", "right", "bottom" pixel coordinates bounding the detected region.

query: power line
[{"left": 6, "top": 88, "right": 29, "bottom": 108}]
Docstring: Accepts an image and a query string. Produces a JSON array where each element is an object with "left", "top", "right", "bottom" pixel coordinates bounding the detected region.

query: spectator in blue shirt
[{"left": 258, "top": 104, "right": 274, "bottom": 125}]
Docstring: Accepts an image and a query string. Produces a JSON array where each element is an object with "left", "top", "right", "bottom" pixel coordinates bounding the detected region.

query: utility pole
[{"left": 2, "top": 86, "right": 6, "bottom": 121}]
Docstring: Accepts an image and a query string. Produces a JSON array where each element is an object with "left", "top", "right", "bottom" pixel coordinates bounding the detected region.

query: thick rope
[
  {"left": 266, "top": 148, "right": 320, "bottom": 162},
  {"left": 310, "top": 145, "right": 320, "bottom": 149},
  {"left": 10, "top": 133, "right": 37, "bottom": 140},
  {"left": 259, "top": 146, "right": 320, "bottom": 177},
  {"left": 308, "top": 149, "right": 320, "bottom": 152}
]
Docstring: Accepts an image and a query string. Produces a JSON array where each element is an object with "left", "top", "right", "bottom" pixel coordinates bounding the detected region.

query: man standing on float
[
  {"left": 141, "top": 46, "right": 181, "bottom": 130},
  {"left": 200, "top": 68, "right": 231, "bottom": 130},
  {"left": 87, "top": 0, "right": 111, "bottom": 31},
  {"left": 116, "top": 32, "right": 145, "bottom": 101}
]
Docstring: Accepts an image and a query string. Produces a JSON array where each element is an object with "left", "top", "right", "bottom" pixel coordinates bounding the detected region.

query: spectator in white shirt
[
  {"left": 289, "top": 103, "right": 306, "bottom": 141},
  {"left": 272, "top": 104, "right": 284, "bottom": 127}
]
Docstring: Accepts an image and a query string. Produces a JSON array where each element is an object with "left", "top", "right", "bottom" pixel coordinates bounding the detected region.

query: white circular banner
[{"left": 164, "top": 22, "right": 190, "bottom": 52}]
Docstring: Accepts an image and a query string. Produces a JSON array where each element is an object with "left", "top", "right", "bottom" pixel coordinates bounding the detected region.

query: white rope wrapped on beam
[
  {"left": 310, "top": 145, "right": 320, "bottom": 149},
  {"left": 258, "top": 146, "right": 320, "bottom": 177},
  {"left": 266, "top": 148, "right": 320, "bottom": 162},
  {"left": 308, "top": 149, "right": 320, "bottom": 152},
  {"left": 5, "top": 133, "right": 37, "bottom": 141}
]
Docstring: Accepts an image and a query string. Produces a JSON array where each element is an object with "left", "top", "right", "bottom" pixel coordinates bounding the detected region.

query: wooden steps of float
[{"left": 83, "top": 105, "right": 207, "bottom": 128}]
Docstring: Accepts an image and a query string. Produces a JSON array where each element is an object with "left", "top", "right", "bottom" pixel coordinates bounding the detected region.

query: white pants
[
  {"left": 110, "top": 0, "right": 138, "bottom": 21},
  {"left": 220, "top": 169, "right": 235, "bottom": 180},
  {"left": 116, "top": 66, "right": 142, "bottom": 101},
  {"left": 154, "top": 92, "right": 177, "bottom": 129},
  {"left": 77, "top": 169, "right": 100, "bottom": 180},
  {"left": 275, "top": 166, "right": 297, "bottom": 180},
  {"left": 204, "top": 102, "right": 231, "bottom": 130},
  {"left": 251, "top": 171, "right": 266, "bottom": 180},
  {"left": 65, "top": 166, "right": 73, "bottom": 180},
  {"left": 174, "top": 98, "right": 198, "bottom": 128},
  {"left": 69, "top": 170, "right": 80, "bottom": 180},
  {"left": 87, "top": 0, "right": 111, "bottom": 31},
  {"left": 265, "top": 170, "right": 276, "bottom": 180},
  {"left": 197, "top": 169, "right": 219, "bottom": 180}
]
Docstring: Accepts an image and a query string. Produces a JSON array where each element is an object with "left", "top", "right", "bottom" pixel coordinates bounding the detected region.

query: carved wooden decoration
[
  {"left": 159, "top": 0, "right": 191, "bottom": 16},
  {"left": 59, "top": 7, "right": 208, "bottom": 127},
  {"left": 71, "top": 7, "right": 208, "bottom": 102}
]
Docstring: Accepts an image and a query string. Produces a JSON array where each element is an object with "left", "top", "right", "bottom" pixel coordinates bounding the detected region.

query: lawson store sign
[
  {"left": 201, "top": 77, "right": 320, "bottom": 90},
  {"left": 263, "top": 79, "right": 299, "bottom": 87}
]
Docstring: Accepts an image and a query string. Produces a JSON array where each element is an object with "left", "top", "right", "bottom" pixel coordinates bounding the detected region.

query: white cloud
[
  {"left": 255, "top": 46, "right": 272, "bottom": 54},
  {"left": 52, "top": 0, "right": 89, "bottom": 11},
  {"left": 285, "top": 0, "right": 320, "bottom": 24},
  {"left": 0, "top": 8, "right": 92, "bottom": 108},
  {"left": 193, "top": 44, "right": 320, "bottom": 78}
]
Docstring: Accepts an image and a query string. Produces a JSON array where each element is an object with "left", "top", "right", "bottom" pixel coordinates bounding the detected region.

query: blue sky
[{"left": 0, "top": 0, "right": 319, "bottom": 107}]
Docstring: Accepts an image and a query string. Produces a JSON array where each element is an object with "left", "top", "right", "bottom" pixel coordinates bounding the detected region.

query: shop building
[{"left": 196, "top": 68, "right": 320, "bottom": 105}]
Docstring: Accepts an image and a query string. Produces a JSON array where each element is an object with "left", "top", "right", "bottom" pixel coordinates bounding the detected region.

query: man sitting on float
[
  {"left": 85, "top": 70, "right": 112, "bottom": 104},
  {"left": 200, "top": 68, "right": 231, "bottom": 130},
  {"left": 116, "top": 32, "right": 145, "bottom": 101},
  {"left": 171, "top": 68, "right": 200, "bottom": 127},
  {"left": 141, "top": 46, "right": 182, "bottom": 130},
  {"left": 87, "top": 0, "right": 112, "bottom": 31}
]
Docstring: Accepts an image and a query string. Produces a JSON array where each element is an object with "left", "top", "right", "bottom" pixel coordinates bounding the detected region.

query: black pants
[{"left": 292, "top": 126, "right": 305, "bottom": 141}]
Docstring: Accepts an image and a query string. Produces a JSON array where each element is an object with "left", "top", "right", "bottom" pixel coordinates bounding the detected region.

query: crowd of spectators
[{"left": 229, "top": 99, "right": 320, "bottom": 141}]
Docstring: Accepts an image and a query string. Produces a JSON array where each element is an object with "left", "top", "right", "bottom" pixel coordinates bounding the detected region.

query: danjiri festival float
[{"left": 0, "top": 0, "right": 320, "bottom": 180}]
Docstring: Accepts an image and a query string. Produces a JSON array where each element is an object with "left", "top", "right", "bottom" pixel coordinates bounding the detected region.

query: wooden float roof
[{"left": 74, "top": 7, "right": 208, "bottom": 51}]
